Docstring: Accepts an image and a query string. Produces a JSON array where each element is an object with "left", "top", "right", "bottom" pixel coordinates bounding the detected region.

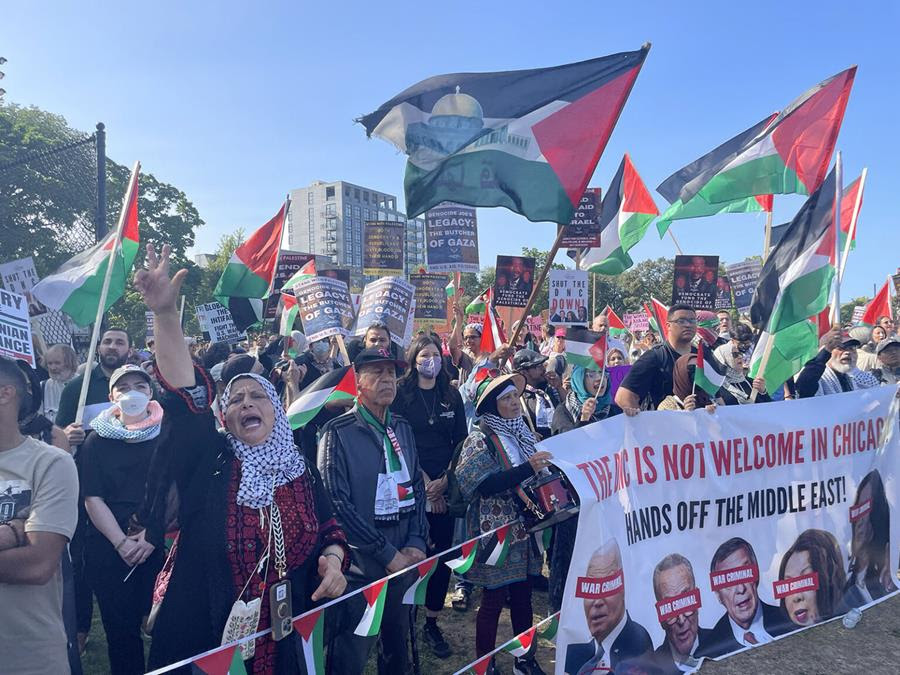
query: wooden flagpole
[
  {"left": 762, "top": 203, "right": 774, "bottom": 263},
  {"left": 667, "top": 227, "right": 684, "bottom": 255},
  {"left": 74, "top": 161, "right": 140, "bottom": 427},
  {"left": 830, "top": 152, "right": 843, "bottom": 325}
]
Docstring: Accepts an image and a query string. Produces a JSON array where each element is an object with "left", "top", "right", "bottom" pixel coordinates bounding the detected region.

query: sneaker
[
  {"left": 451, "top": 587, "right": 470, "bottom": 612},
  {"left": 513, "top": 657, "right": 546, "bottom": 675},
  {"left": 422, "top": 621, "right": 452, "bottom": 658}
]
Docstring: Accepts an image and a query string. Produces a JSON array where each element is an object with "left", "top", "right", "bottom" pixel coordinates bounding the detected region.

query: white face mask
[{"left": 115, "top": 390, "right": 150, "bottom": 417}]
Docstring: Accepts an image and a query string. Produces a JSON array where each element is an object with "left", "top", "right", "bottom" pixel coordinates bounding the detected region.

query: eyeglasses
[
  {"left": 732, "top": 350, "right": 741, "bottom": 358},
  {"left": 668, "top": 318, "right": 697, "bottom": 326},
  {"left": 463, "top": 334, "right": 480, "bottom": 341}
]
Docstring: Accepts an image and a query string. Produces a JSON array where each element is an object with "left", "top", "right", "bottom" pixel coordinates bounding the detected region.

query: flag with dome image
[{"left": 358, "top": 46, "right": 650, "bottom": 224}]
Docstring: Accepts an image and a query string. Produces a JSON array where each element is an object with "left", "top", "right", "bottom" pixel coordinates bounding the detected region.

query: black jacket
[
  {"left": 700, "top": 601, "right": 793, "bottom": 658},
  {"left": 564, "top": 614, "right": 653, "bottom": 674}
]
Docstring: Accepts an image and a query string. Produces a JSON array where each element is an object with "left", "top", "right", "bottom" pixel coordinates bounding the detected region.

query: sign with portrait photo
[
  {"left": 715, "top": 274, "right": 733, "bottom": 310},
  {"left": 364, "top": 221, "right": 405, "bottom": 276},
  {"left": 494, "top": 255, "right": 535, "bottom": 308},
  {"left": 548, "top": 269, "right": 589, "bottom": 325},
  {"left": 672, "top": 255, "right": 719, "bottom": 310}
]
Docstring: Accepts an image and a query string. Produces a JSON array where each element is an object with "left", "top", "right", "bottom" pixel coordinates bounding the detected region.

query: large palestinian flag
[
  {"left": 32, "top": 164, "right": 140, "bottom": 327},
  {"left": 750, "top": 167, "right": 837, "bottom": 333},
  {"left": 579, "top": 154, "right": 658, "bottom": 275},
  {"left": 286, "top": 366, "right": 357, "bottom": 430},
  {"left": 659, "top": 67, "right": 854, "bottom": 207},
  {"left": 359, "top": 46, "right": 650, "bottom": 223},
  {"left": 214, "top": 202, "right": 287, "bottom": 331}
]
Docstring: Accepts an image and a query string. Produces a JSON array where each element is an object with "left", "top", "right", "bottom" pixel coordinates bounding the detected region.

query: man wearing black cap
[
  {"left": 796, "top": 327, "right": 881, "bottom": 397},
  {"left": 513, "top": 348, "right": 558, "bottom": 440},
  {"left": 318, "top": 348, "right": 427, "bottom": 674},
  {"left": 873, "top": 335, "right": 900, "bottom": 385}
]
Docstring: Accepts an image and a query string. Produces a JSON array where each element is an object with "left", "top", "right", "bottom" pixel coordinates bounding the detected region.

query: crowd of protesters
[{"left": 1, "top": 245, "right": 898, "bottom": 675}]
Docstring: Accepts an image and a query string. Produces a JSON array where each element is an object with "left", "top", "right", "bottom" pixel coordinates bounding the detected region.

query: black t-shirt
[
  {"left": 80, "top": 431, "right": 158, "bottom": 542},
  {"left": 391, "top": 385, "right": 467, "bottom": 479},
  {"left": 620, "top": 343, "right": 696, "bottom": 409}
]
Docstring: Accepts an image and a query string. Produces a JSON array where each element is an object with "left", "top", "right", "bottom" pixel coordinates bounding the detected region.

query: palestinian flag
[
  {"left": 694, "top": 341, "right": 726, "bottom": 397},
  {"left": 484, "top": 524, "right": 512, "bottom": 566},
  {"left": 695, "top": 310, "right": 720, "bottom": 347},
  {"left": 656, "top": 194, "right": 772, "bottom": 238},
  {"left": 838, "top": 172, "right": 866, "bottom": 257},
  {"left": 603, "top": 306, "right": 628, "bottom": 338},
  {"left": 565, "top": 326, "right": 606, "bottom": 371},
  {"left": 359, "top": 46, "right": 650, "bottom": 223},
  {"left": 479, "top": 299, "right": 506, "bottom": 356},
  {"left": 446, "top": 272, "right": 461, "bottom": 298},
  {"left": 750, "top": 167, "right": 837, "bottom": 333},
  {"left": 283, "top": 259, "right": 316, "bottom": 291},
  {"left": 661, "top": 68, "right": 854, "bottom": 207},
  {"left": 748, "top": 320, "right": 820, "bottom": 394},
  {"left": 644, "top": 298, "right": 669, "bottom": 340},
  {"left": 293, "top": 610, "right": 325, "bottom": 675},
  {"left": 446, "top": 540, "right": 478, "bottom": 574},
  {"left": 32, "top": 164, "right": 140, "bottom": 327},
  {"left": 861, "top": 281, "right": 892, "bottom": 327},
  {"left": 463, "top": 654, "right": 494, "bottom": 675},
  {"left": 214, "top": 202, "right": 287, "bottom": 331},
  {"left": 539, "top": 613, "right": 560, "bottom": 641},
  {"left": 466, "top": 288, "right": 490, "bottom": 315},
  {"left": 579, "top": 154, "right": 658, "bottom": 275},
  {"left": 286, "top": 367, "right": 356, "bottom": 430},
  {"left": 279, "top": 292, "right": 300, "bottom": 337},
  {"left": 503, "top": 626, "right": 537, "bottom": 658},
  {"left": 354, "top": 579, "right": 388, "bottom": 637},
  {"left": 534, "top": 528, "right": 553, "bottom": 557},
  {"left": 191, "top": 645, "right": 247, "bottom": 675},
  {"left": 402, "top": 558, "right": 438, "bottom": 605}
]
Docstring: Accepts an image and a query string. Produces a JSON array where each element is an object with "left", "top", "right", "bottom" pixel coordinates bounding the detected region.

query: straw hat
[{"left": 474, "top": 371, "right": 525, "bottom": 415}]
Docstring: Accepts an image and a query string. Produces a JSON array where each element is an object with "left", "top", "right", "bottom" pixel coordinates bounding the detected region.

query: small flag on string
[
  {"left": 293, "top": 610, "right": 325, "bottom": 675},
  {"left": 402, "top": 558, "right": 438, "bottom": 605},
  {"left": 191, "top": 644, "right": 247, "bottom": 675},
  {"left": 539, "top": 614, "right": 560, "bottom": 641},
  {"left": 484, "top": 524, "right": 512, "bottom": 566},
  {"left": 463, "top": 653, "right": 494, "bottom": 675},
  {"left": 354, "top": 579, "right": 389, "bottom": 637},
  {"left": 446, "top": 540, "right": 479, "bottom": 574},
  {"left": 503, "top": 626, "right": 537, "bottom": 658}
]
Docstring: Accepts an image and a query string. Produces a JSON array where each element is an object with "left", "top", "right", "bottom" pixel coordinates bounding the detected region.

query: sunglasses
[{"left": 668, "top": 318, "right": 697, "bottom": 326}]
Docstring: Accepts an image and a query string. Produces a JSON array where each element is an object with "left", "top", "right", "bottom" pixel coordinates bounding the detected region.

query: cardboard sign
[
  {"left": 0, "top": 256, "right": 47, "bottom": 318},
  {"left": 292, "top": 276, "right": 355, "bottom": 342},
  {"left": 410, "top": 273, "right": 448, "bottom": 328},
  {"left": 851, "top": 305, "right": 866, "bottom": 325},
  {"left": 354, "top": 277, "right": 415, "bottom": 345},
  {"left": 494, "top": 255, "right": 535, "bottom": 308},
  {"left": 364, "top": 221, "right": 405, "bottom": 276},
  {"left": 318, "top": 267, "right": 351, "bottom": 288},
  {"left": 0, "top": 289, "right": 35, "bottom": 366},
  {"left": 672, "top": 255, "right": 719, "bottom": 311},
  {"left": 557, "top": 188, "right": 602, "bottom": 248},
  {"left": 726, "top": 260, "right": 763, "bottom": 313},
  {"left": 145, "top": 312, "right": 154, "bottom": 340},
  {"left": 623, "top": 311, "right": 649, "bottom": 333},
  {"left": 195, "top": 302, "right": 246, "bottom": 343},
  {"left": 264, "top": 251, "right": 316, "bottom": 320},
  {"left": 715, "top": 274, "right": 733, "bottom": 310},
  {"left": 548, "top": 269, "right": 589, "bottom": 325},
  {"left": 425, "top": 203, "right": 479, "bottom": 273}
]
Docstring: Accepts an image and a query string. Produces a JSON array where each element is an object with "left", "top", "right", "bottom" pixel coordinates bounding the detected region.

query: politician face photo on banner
[
  {"left": 650, "top": 553, "right": 711, "bottom": 670},
  {"left": 705, "top": 537, "right": 792, "bottom": 657},
  {"left": 776, "top": 529, "right": 847, "bottom": 627},
  {"left": 843, "top": 470, "right": 897, "bottom": 608},
  {"left": 564, "top": 539, "right": 652, "bottom": 675}
]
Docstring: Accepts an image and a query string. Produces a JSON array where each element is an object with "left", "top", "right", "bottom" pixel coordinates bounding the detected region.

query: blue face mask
[
  {"left": 417, "top": 356, "right": 441, "bottom": 379},
  {"left": 311, "top": 341, "right": 330, "bottom": 358}
]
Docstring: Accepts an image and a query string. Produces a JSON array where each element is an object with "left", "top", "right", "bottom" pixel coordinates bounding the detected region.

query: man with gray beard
[{"left": 795, "top": 327, "right": 880, "bottom": 398}]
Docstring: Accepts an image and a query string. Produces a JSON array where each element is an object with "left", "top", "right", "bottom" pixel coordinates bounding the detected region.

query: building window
[
  {"left": 354, "top": 188, "right": 360, "bottom": 200},
  {"left": 307, "top": 192, "right": 314, "bottom": 204},
  {"left": 345, "top": 204, "right": 352, "bottom": 217},
  {"left": 344, "top": 187, "right": 350, "bottom": 196},
  {"left": 326, "top": 186, "right": 335, "bottom": 200},
  {"left": 325, "top": 203, "right": 336, "bottom": 216},
  {"left": 363, "top": 191, "right": 369, "bottom": 203},
  {"left": 353, "top": 205, "right": 360, "bottom": 217},
  {"left": 389, "top": 197, "right": 396, "bottom": 210},
  {"left": 308, "top": 208, "right": 314, "bottom": 223}
]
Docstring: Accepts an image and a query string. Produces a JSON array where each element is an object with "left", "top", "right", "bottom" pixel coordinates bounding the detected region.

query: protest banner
[
  {"left": 354, "top": 277, "right": 415, "bottom": 345},
  {"left": 541, "top": 388, "right": 899, "bottom": 674},
  {"left": 292, "top": 276, "right": 355, "bottom": 342},
  {"left": 425, "top": 203, "right": 479, "bottom": 273},
  {"left": 264, "top": 251, "right": 316, "bottom": 320},
  {"left": 557, "top": 188, "right": 602, "bottom": 248},
  {"left": 548, "top": 269, "right": 589, "bottom": 325},
  {"left": 726, "top": 260, "right": 763, "bottom": 314},
  {"left": 715, "top": 274, "right": 733, "bottom": 310},
  {"left": 494, "top": 255, "right": 535, "bottom": 308},
  {"left": 364, "top": 221, "right": 405, "bottom": 276},
  {"left": 851, "top": 305, "right": 866, "bottom": 325},
  {"left": 672, "top": 255, "right": 719, "bottom": 310},
  {"left": 623, "top": 311, "right": 649, "bottom": 333},
  {"left": 145, "top": 311, "right": 154, "bottom": 341},
  {"left": 0, "top": 289, "right": 35, "bottom": 366},
  {"left": 0, "top": 256, "right": 48, "bottom": 318},
  {"left": 195, "top": 302, "right": 246, "bottom": 343},
  {"left": 410, "top": 273, "right": 447, "bottom": 329}
]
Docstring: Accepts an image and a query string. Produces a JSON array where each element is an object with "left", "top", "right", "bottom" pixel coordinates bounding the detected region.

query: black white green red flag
[
  {"left": 402, "top": 558, "right": 438, "bottom": 605},
  {"left": 293, "top": 610, "right": 325, "bottom": 675},
  {"left": 286, "top": 367, "right": 356, "bottom": 430},
  {"left": 190, "top": 644, "right": 247, "bottom": 674},
  {"left": 694, "top": 341, "right": 727, "bottom": 397},
  {"left": 359, "top": 47, "right": 650, "bottom": 223},
  {"left": 354, "top": 579, "right": 388, "bottom": 637}
]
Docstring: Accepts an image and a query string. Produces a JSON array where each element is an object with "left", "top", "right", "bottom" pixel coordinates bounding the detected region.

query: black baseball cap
[
  {"left": 512, "top": 348, "right": 548, "bottom": 370},
  {"left": 352, "top": 348, "right": 408, "bottom": 371}
]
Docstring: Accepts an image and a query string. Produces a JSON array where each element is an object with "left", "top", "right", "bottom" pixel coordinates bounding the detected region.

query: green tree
[{"left": 840, "top": 297, "right": 869, "bottom": 326}]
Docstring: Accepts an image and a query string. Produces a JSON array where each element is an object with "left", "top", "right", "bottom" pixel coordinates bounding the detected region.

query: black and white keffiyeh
[
  {"left": 481, "top": 412, "right": 538, "bottom": 465},
  {"left": 221, "top": 373, "right": 306, "bottom": 508}
]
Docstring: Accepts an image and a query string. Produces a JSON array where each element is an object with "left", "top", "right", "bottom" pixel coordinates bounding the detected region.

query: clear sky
[{"left": 3, "top": 1, "right": 897, "bottom": 301}]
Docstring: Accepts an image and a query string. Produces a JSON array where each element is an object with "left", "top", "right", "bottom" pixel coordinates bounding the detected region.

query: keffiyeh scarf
[
  {"left": 481, "top": 413, "right": 537, "bottom": 465},
  {"left": 222, "top": 373, "right": 306, "bottom": 508},
  {"left": 818, "top": 367, "right": 881, "bottom": 396},
  {"left": 358, "top": 405, "right": 416, "bottom": 521},
  {"left": 90, "top": 402, "right": 164, "bottom": 443}
]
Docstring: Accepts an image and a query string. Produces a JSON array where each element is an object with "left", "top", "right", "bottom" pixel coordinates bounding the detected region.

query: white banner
[
  {"left": 195, "top": 302, "right": 246, "bottom": 344},
  {"left": 539, "top": 388, "right": 899, "bottom": 674},
  {"left": 548, "top": 269, "right": 589, "bottom": 326},
  {"left": 0, "top": 289, "right": 35, "bottom": 366},
  {"left": 0, "top": 256, "right": 48, "bottom": 318}
]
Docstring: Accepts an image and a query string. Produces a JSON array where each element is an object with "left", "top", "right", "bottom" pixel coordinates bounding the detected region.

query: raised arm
[{"left": 134, "top": 243, "right": 194, "bottom": 388}]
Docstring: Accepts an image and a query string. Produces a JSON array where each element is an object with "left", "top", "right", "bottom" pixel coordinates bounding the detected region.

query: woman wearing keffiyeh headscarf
[
  {"left": 134, "top": 243, "right": 351, "bottom": 674},
  {"left": 454, "top": 372, "right": 552, "bottom": 669},
  {"left": 713, "top": 341, "right": 771, "bottom": 405}
]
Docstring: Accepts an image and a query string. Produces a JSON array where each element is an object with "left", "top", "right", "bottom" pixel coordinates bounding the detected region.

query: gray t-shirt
[{"left": 0, "top": 436, "right": 79, "bottom": 675}]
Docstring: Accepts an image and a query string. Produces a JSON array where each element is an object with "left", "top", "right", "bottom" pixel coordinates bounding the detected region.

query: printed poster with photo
[
  {"left": 494, "top": 255, "right": 535, "bottom": 308},
  {"left": 672, "top": 255, "right": 719, "bottom": 311}
]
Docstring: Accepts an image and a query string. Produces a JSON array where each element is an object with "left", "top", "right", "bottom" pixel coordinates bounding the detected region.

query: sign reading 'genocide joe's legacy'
[
  {"left": 672, "top": 254, "right": 719, "bottom": 311},
  {"left": 364, "top": 221, "right": 405, "bottom": 276},
  {"left": 409, "top": 273, "right": 448, "bottom": 328},
  {"left": 425, "top": 203, "right": 479, "bottom": 273},
  {"left": 494, "top": 255, "right": 535, "bottom": 308},
  {"left": 726, "top": 259, "right": 763, "bottom": 314},
  {"left": 0, "top": 289, "right": 34, "bottom": 367},
  {"left": 264, "top": 252, "right": 316, "bottom": 320},
  {"left": 354, "top": 277, "right": 415, "bottom": 346},
  {"left": 548, "top": 269, "right": 589, "bottom": 325},
  {"left": 195, "top": 302, "right": 246, "bottom": 343},
  {"left": 291, "top": 276, "right": 355, "bottom": 343},
  {"left": 557, "top": 187, "right": 602, "bottom": 249}
]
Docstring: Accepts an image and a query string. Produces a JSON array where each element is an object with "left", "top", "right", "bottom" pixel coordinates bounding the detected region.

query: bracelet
[
  {"left": 323, "top": 551, "right": 344, "bottom": 565},
  {"left": 115, "top": 536, "right": 128, "bottom": 551}
]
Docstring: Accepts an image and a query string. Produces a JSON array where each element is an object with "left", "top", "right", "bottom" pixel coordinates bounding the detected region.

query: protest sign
[
  {"left": 542, "top": 388, "right": 899, "bottom": 674},
  {"left": 410, "top": 273, "right": 448, "bottom": 328},
  {"left": 557, "top": 188, "right": 602, "bottom": 248},
  {"left": 548, "top": 270, "right": 589, "bottom": 325},
  {"left": 264, "top": 252, "right": 316, "bottom": 320},
  {"left": 726, "top": 260, "right": 763, "bottom": 314},
  {"left": 195, "top": 302, "right": 246, "bottom": 343},
  {"left": 672, "top": 255, "right": 719, "bottom": 310},
  {"left": 715, "top": 274, "right": 733, "bottom": 310},
  {"left": 494, "top": 255, "right": 535, "bottom": 308},
  {"left": 364, "top": 221, "right": 405, "bottom": 276},
  {"left": 892, "top": 272, "right": 900, "bottom": 296},
  {"left": 354, "top": 277, "right": 415, "bottom": 345},
  {"left": 145, "top": 312, "right": 154, "bottom": 341},
  {"left": 425, "top": 203, "right": 479, "bottom": 273},
  {"left": 851, "top": 305, "right": 866, "bottom": 325},
  {"left": 292, "top": 276, "right": 355, "bottom": 343},
  {"left": 318, "top": 267, "right": 351, "bottom": 288},
  {"left": 0, "top": 289, "right": 34, "bottom": 366},
  {"left": 0, "top": 256, "right": 47, "bottom": 318},
  {"left": 606, "top": 364, "right": 631, "bottom": 402},
  {"left": 623, "top": 311, "right": 649, "bottom": 333}
]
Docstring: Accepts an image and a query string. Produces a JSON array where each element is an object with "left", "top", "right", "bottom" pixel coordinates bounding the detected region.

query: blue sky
[{"left": 3, "top": 1, "right": 898, "bottom": 301}]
